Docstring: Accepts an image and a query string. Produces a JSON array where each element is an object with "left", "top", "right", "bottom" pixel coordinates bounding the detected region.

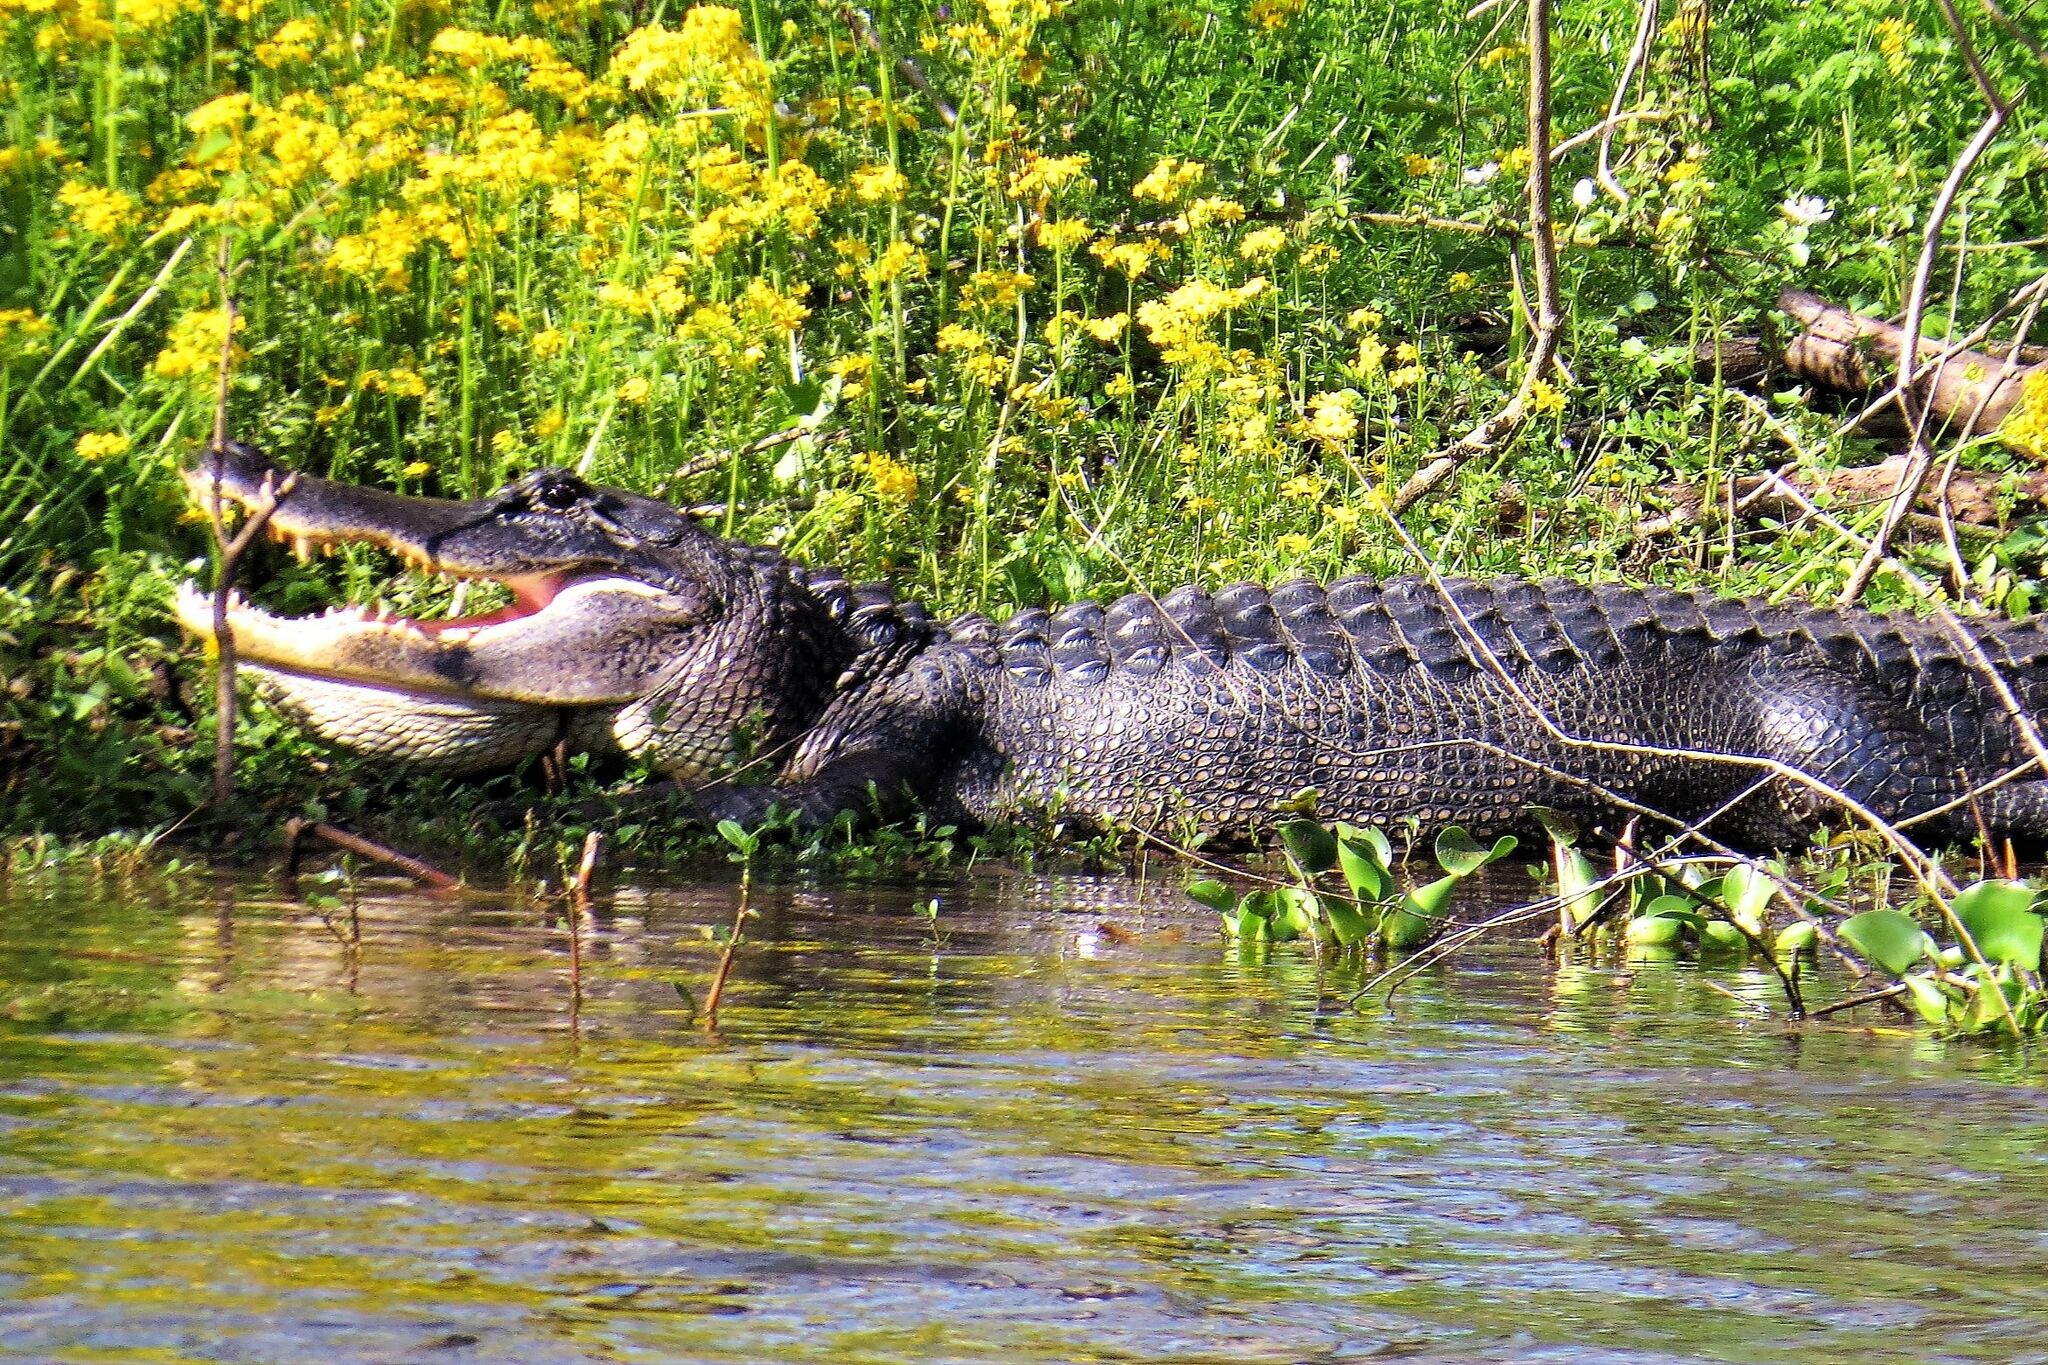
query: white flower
[
  {"left": 1572, "top": 177, "right": 1597, "bottom": 209},
  {"left": 1779, "top": 194, "right": 1833, "bottom": 226},
  {"left": 1332, "top": 153, "right": 1352, "bottom": 184},
  {"left": 1463, "top": 161, "right": 1500, "bottom": 186}
]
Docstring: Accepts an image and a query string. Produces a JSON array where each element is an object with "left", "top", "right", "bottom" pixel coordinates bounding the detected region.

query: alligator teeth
[{"left": 292, "top": 535, "right": 314, "bottom": 564}]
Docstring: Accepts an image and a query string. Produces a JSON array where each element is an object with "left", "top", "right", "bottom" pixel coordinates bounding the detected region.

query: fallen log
[{"left": 1776, "top": 289, "right": 2043, "bottom": 438}]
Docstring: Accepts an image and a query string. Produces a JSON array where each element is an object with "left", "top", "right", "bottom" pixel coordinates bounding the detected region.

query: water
[{"left": 3, "top": 865, "right": 2047, "bottom": 1364}]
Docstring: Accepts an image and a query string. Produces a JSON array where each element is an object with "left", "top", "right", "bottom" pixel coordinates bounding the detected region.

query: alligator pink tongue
[{"left": 415, "top": 573, "right": 567, "bottom": 635}]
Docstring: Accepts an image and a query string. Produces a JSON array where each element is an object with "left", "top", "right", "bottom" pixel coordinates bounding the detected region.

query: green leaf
[
  {"left": 1902, "top": 974, "right": 1954, "bottom": 1027},
  {"left": 1335, "top": 827, "right": 1392, "bottom": 902},
  {"left": 1274, "top": 887, "right": 1320, "bottom": 940},
  {"left": 1279, "top": 819, "right": 1338, "bottom": 878},
  {"left": 1774, "top": 922, "right": 1817, "bottom": 956},
  {"left": 1642, "top": 894, "right": 1703, "bottom": 930},
  {"left": 1379, "top": 905, "right": 1436, "bottom": 950},
  {"left": 1402, "top": 873, "right": 1462, "bottom": 920},
  {"left": 1552, "top": 843, "right": 1599, "bottom": 934},
  {"left": 1627, "top": 915, "right": 1686, "bottom": 946},
  {"left": 1185, "top": 878, "right": 1239, "bottom": 915},
  {"left": 1434, "top": 826, "right": 1518, "bottom": 877},
  {"left": 1952, "top": 880, "right": 2044, "bottom": 970},
  {"left": 1720, "top": 863, "right": 1778, "bottom": 935},
  {"left": 716, "top": 819, "right": 757, "bottom": 855},
  {"left": 191, "top": 129, "right": 234, "bottom": 165},
  {"left": 1321, "top": 894, "right": 1371, "bottom": 947},
  {"left": 1699, "top": 920, "right": 1748, "bottom": 954},
  {"left": 1840, "top": 909, "right": 1935, "bottom": 977}
]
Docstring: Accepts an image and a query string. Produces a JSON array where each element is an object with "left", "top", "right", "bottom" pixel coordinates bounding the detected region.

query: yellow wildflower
[
  {"left": 1479, "top": 43, "right": 1524, "bottom": 67},
  {"left": 850, "top": 163, "right": 909, "bottom": 202},
  {"left": 1402, "top": 154, "right": 1440, "bottom": 178},
  {"left": 1184, "top": 196, "right": 1246, "bottom": 229},
  {"left": 1275, "top": 532, "right": 1313, "bottom": 557},
  {"left": 531, "top": 327, "right": 567, "bottom": 359},
  {"left": 153, "top": 308, "right": 244, "bottom": 380},
  {"left": 1324, "top": 503, "right": 1361, "bottom": 530},
  {"left": 1663, "top": 159, "right": 1702, "bottom": 185},
  {"left": 1346, "top": 307, "right": 1384, "bottom": 332},
  {"left": 1239, "top": 225, "right": 1288, "bottom": 262},
  {"left": 937, "top": 324, "right": 990, "bottom": 353},
  {"left": 1280, "top": 472, "right": 1324, "bottom": 500},
  {"left": 535, "top": 408, "right": 566, "bottom": 439},
  {"left": 402, "top": 460, "right": 433, "bottom": 478},
  {"left": 1998, "top": 368, "right": 2048, "bottom": 460},
  {"left": 56, "top": 181, "right": 139, "bottom": 237},
  {"left": 1303, "top": 391, "right": 1358, "bottom": 451},
  {"left": 1036, "top": 218, "right": 1090, "bottom": 252},
  {"left": 1387, "top": 363, "right": 1425, "bottom": 390},
  {"left": 1447, "top": 271, "right": 1475, "bottom": 292},
  {"left": 1084, "top": 313, "right": 1129, "bottom": 343},
  {"left": 1132, "top": 156, "right": 1205, "bottom": 204},
  {"left": 1877, "top": 17, "right": 1911, "bottom": 78},
  {"left": 74, "top": 431, "right": 131, "bottom": 462},
  {"left": 1528, "top": 378, "right": 1566, "bottom": 416},
  {"left": 1104, "top": 373, "right": 1134, "bottom": 398},
  {"left": 616, "top": 375, "right": 651, "bottom": 404},
  {"left": 1008, "top": 152, "right": 1093, "bottom": 201},
  {"left": 1500, "top": 146, "right": 1532, "bottom": 175},
  {"left": 1248, "top": 0, "right": 1305, "bottom": 28},
  {"left": 852, "top": 450, "right": 917, "bottom": 505},
  {"left": 255, "top": 17, "right": 321, "bottom": 67}
]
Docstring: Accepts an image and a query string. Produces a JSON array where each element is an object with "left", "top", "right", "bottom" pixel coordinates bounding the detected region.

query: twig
[
  {"left": 1806, "top": 982, "right": 1908, "bottom": 1020},
  {"left": 1701, "top": 978, "right": 1774, "bottom": 1017},
  {"left": 702, "top": 862, "right": 753, "bottom": 1031},
  {"left": 841, "top": 6, "right": 957, "bottom": 127},
  {"left": 573, "top": 829, "right": 603, "bottom": 903},
  {"left": 1391, "top": 0, "right": 1562, "bottom": 513},
  {"left": 1592, "top": 0, "right": 1661, "bottom": 203},
  {"left": 282, "top": 817, "right": 463, "bottom": 893},
  {"left": 1837, "top": 94, "right": 2020, "bottom": 603}
]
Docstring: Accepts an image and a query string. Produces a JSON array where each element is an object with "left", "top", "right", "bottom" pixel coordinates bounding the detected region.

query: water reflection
[{"left": 0, "top": 866, "right": 2045, "bottom": 1362}]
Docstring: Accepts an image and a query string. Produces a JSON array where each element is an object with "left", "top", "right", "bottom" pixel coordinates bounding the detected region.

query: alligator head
[{"left": 175, "top": 443, "right": 759, "bottom": 774}]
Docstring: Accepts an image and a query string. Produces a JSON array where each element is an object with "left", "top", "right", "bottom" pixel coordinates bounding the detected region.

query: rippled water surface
[{"left": 4, "top": 865, "right": 2048, "bottom": 1363}]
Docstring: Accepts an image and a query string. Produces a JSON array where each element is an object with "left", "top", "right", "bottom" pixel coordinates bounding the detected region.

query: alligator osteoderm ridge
[{"left": 176, "top": 443, "right": 2048, "bottom": 848}]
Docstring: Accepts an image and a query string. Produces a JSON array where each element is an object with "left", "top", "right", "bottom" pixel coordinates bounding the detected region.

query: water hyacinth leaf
[
  {"left": 1379, "top": 905, "right": 1436, "bottom": 950},
  {"left": 1552, "top": 842, "right": 1600, "bottom": 934},
  {"left": 1902, "top": 974, "right": 1953, "bottom": 1027},
  {"left": 1699, "top": 920, "right": 1748, "bottom": 954},
  {"left": 1403, "top": 873, "right": 1462, "bottom": 920},
  {"left": 1627, "top": 915, "right": 1686, "bottom": 946},
  {"left": 1951, "top": 880, "right": 2043, "bottom": 970},
  {"left": 1775, "top": 922, "right": 1817, "bottom": 955},
  {"left": 1320, "top": 894, "right": 1371, "bottom": 947},
  {"left": 1279, "top": 819, "right": 1338, "bottom": 878},
  {"left": 1275, "top": 887, "right": 1320, "bottom": 941},
  {"left": 1237, "top": 890, "right": 1281, "bottom": 940},
  {"left": 1840, "top": 909, "right": 1935, "bottom": 977},
  {"left": 1643, "top": 894, "right": 1703, "bottom": 930},
  {"left": 1335, "top": 827, "right": 1393, "bottom": 902},
  {"left": 1720, "top": 862, "right": 1778, "bottom": 934},
  {"left": 1434, "top": 826, "right": 1517, "bottom": 877},
  {"left": 1185, "top": 879, "right": 1239, "bottom": 915}
]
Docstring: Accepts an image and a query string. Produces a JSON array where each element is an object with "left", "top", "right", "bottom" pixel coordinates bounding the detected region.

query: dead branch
[
  {"left": 1778, "top": 289, "right": 2038, "bottom": 434},
  {"left": 283, "top": 817, "right": 462, "bottom": 893}
]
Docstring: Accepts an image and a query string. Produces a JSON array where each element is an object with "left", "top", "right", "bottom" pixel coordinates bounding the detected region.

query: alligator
[{"left": 176, "top": 443, "right": 2048, "bottom": 848}]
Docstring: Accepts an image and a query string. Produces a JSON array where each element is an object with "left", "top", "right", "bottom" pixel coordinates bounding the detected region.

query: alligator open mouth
[{"left": 174, "top": 444, "right": 708, "bottom": 720}]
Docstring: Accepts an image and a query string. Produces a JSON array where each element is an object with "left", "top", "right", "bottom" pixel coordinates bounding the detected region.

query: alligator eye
[{"left": 530, "top": 477, "right": 583, "bottom": 512}]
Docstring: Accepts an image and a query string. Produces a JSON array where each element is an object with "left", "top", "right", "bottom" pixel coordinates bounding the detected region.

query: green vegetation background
[{"left": 4, "top": 0, "right": 2047, "bottom": 846}]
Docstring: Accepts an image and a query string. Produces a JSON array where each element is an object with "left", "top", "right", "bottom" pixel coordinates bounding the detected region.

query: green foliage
[
  {"left": 1194, "top": 817, "right": 1515, "bottom": 952},
  {"left": 1842, "top": 881, "right": 2048, "bottom": 1039}
]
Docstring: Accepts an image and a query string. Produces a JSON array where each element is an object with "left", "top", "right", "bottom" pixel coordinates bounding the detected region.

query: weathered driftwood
[
  {"left": 1776, "top": 289, "right": 2042, "bottom": 436},
  {"left": 1637, "top": 455, "right": 2048, "bottom": 540}
]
